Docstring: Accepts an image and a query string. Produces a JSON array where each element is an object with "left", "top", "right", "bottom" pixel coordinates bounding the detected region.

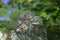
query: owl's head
[
  {"left": 31, "top": 16, "right": 43, "bottom": 26},
  {"left": 19, "top": 11, "right": 34, "bottom": 20}
]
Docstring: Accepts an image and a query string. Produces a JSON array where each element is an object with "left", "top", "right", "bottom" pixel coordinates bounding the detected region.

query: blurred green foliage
[{"left": 0, "top": 0, "right": 60, "bottom": 40}]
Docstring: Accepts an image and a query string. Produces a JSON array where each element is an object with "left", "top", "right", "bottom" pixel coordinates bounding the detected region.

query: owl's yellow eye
[
  {"left": 26, "top": 14, "right": 33, "bottom": 19},
  {"left": 29, "top": 14, "right": 32, "bottom": 18}
]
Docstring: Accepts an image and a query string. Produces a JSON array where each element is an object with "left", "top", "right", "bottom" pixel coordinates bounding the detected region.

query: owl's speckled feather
[{"left": 15, "top": 11, "right": 47, "bottom": 40}]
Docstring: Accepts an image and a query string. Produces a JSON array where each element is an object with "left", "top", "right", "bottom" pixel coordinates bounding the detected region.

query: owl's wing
[{"left": 31, "top": 16, "right": 47, "bottom": 40}]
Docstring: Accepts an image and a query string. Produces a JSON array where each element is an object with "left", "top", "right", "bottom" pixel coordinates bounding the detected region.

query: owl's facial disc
[{"left": 26, "top": 14, "right": 33, "bottom": 20}]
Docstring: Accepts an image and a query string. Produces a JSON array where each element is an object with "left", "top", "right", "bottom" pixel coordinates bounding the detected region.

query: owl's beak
[
  {"left": 30, "top": 19, "right": 34, "bottom": 21},
  {"left": 16, "top": 28, "right": 20, "bottom": 32}
]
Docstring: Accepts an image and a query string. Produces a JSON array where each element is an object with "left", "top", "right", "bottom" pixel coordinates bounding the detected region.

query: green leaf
[
  {"left": 40, "top": 12, "right": 47, "bottom": 18},
  {"left": 44, "top": 1, "right": 51, "bottom": 6},
  {"left": 51, "top": 11, "right": 58, "bottom": 16},
  {"left": 0, "top": 8, "right": 8, "bottom": 16},
  {"left": 17, "top": 0, "right": 25, "bottom": 3}
]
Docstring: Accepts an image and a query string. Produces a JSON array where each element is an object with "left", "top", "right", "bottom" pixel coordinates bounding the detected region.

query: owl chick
[
  {"left": 15, "top": 11, "right": 34, "bottom": 34},
  {"left": 15, "top": 11, "right": 47, "bottom": 40},
  {"left": 31, "top": 16, "right": 47, "bottom": 40},
  {"left": 19, "top": 10, "right": 34, "bottom": 20},
  {"left": 32, "top": 16, "right": 43, "bottom": 26}
]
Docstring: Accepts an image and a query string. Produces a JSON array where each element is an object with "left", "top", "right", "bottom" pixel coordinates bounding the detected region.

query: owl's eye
[
  {"left": 26, "top": 14, "right": 33, "bottom": 19},
  {"left": 29, "top": 14, "right": 32, "bottom": 18}
]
